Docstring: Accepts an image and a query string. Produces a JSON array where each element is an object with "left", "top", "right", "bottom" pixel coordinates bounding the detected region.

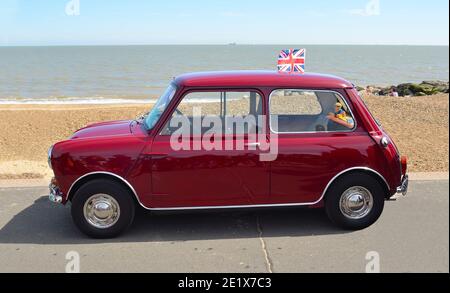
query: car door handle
[
  {"left": 245, "top": 142, "right": 260, "bottom": 147},
  {"left": 148, "top": 153, "right": 168, "bottom": 159}
]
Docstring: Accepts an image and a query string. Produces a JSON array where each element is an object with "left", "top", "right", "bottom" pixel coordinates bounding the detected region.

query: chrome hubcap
[
  {"left": 339, "top": 186, "right": 373, "bottom": 219},
  {"left": 83, "top": 194, "right": 120, "bottom": 229}
]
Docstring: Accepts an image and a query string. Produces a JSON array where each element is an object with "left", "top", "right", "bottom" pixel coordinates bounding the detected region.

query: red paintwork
[
  {"left": 51, "top": 71, "right": 404, "bottom": 208},
  {"left": 175, "top": 71, "right": 354, "bottom": 89},
  {"left": 71, "top": 120, "right": 133, "bottom": 139}
]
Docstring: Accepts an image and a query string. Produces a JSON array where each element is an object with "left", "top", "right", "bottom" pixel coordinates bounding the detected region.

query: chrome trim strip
[
  {"left": 68, "top": 167, "right": 390, "bottom": 211},
  {"left": 320, "top": 166, "right": 390, "bottom": 202},
  {"left": 268, "top": 89, "right": 357, "bottom": 134},
  {"left": 67, "top": 171, "right": 149, "bottom": 210},
  {"left": 150, "top": 202, "right": 312, "bottom": 211}
]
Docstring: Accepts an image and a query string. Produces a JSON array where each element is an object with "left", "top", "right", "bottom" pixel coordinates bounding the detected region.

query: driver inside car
[{"left": 327, "top": 102, "right": 355, "bottom": 129}]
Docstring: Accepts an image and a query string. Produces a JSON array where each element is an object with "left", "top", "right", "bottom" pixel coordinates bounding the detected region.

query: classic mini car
[{"left": 48, "top": 71, "right": 409, "bottom": 238}]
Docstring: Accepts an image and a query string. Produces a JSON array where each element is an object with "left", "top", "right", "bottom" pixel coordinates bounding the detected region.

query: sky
[{"left": 0, "top": 0, "right": 449, "bottom": 46}]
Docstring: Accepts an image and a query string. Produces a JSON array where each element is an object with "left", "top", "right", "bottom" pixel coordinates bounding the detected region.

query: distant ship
[{"left": 228, "top": 42, "right": 237, "bottom": 46}]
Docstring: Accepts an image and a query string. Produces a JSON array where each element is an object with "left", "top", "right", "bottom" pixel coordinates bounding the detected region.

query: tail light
[{"left": 401, "top": 156, "right": 408, "bottom": 176}]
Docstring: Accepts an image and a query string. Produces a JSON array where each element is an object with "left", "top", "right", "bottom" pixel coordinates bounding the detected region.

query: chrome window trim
[
  {"left": 268, "top": 89, "right": 357, "bottom": 134},
  {"left": 67, "top": 167, "right": 389, "bottom": 211}
]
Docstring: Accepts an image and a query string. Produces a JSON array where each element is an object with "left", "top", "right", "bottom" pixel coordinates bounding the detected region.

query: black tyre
[
  {"left": 325, "top": 173, "right": 385, "bottom": 230},
  {"left": 71, "top": 179, "right": 135, "bottom": 238}
]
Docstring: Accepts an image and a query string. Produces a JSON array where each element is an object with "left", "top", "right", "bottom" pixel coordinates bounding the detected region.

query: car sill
[{"left": 67, "top": 167, "right": 390, "bottom": 211}]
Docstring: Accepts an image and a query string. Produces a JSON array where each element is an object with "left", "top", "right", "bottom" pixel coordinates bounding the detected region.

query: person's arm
[{"left": 327, "top": 113, "right": 354, "bottom": 129}]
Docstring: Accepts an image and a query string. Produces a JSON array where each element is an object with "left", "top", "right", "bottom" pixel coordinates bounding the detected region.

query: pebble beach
[{"left": 0, "top": 93, "right": 448, "bottom": 179}]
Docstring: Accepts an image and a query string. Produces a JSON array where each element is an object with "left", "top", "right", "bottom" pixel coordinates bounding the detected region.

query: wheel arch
[
  {"left": 322, "top": 167, "right": 391, "bottom": 200},
  {"left": 67, "top": 172, "right": 141, "bottom": 205}
]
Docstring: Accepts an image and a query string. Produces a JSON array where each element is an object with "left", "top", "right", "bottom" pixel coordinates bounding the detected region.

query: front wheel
[
  {"left": 325, "top": 173, "right": 385, "bottom": 230},
  {"left": 71, "top": 179, "right": 135, "bottom": 238}
]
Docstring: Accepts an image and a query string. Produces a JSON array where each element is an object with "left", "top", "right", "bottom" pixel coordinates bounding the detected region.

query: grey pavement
[{"left": 0, "top": 180, "right": 448, "bottom": 273}]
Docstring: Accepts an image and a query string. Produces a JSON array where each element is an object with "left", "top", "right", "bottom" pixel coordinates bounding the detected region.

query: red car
[{"left": 48, "top": 71, "right": 409, "bottom": 238}]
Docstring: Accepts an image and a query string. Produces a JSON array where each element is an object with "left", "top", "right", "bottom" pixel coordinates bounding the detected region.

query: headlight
[{"left": 47, "top": 145, "right": 54, "bottom": 169}]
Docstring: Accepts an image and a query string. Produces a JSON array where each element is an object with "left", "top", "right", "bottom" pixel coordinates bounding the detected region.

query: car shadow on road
[{"left": 0, "top": 195, "right": 351, "bottom": 245}]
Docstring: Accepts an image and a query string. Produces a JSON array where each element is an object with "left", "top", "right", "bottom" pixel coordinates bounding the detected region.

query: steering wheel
[{"left": 315, "top": 115, "right": 329, "bottom": 132}]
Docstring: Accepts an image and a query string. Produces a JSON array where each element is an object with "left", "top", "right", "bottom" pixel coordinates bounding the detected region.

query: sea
[{"left": 0, "top": 45, "right": 448, "bottom": 104}]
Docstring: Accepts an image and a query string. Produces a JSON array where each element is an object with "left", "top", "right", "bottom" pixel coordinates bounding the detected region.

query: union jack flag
[{"left": 277, "top": 49, "right": 306, "bottom": 73}]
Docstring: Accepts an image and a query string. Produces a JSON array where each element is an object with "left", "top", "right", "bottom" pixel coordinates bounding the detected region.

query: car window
[
  {"left": 144, "top": 84, "right": 177, "bottom": 130},
  {"left": 270, "top": 90, "right": 355, "bottom": 133},
  {"left": 161, "top": 91, "right": 263, "bottom": 136}
]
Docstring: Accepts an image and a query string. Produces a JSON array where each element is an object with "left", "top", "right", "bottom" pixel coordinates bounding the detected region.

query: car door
[
  {"left": 268, "top": 89, "right": 365, "bottom": 204},
  {"left": 148, "top": 89, "right": 270, "bottom": 208}
]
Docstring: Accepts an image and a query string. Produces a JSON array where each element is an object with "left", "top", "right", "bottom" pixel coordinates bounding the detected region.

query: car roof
[{"left": 174, "top": 70, "right": 354, "bottom": 89}]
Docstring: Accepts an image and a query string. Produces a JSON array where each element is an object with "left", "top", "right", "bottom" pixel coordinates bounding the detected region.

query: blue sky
[{"left": 0, "top": 0, "right": 448, "bottom": 46}]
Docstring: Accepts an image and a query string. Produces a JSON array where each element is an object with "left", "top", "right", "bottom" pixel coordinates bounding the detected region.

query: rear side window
[{"left": 269, "top": 90, "right": 355, "bottom": 133}]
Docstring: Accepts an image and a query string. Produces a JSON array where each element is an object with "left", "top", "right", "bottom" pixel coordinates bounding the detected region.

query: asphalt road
[{"left": 0, "top": 180, "right": 448, "bottom": 273}]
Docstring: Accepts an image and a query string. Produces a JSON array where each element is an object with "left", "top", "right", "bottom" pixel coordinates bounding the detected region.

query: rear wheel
[
  {"left": 71, "top": 179, "right": 135, "bottom": 238},
  {"left": 325, "top": 173, "right": 385, "bottom": 230}
]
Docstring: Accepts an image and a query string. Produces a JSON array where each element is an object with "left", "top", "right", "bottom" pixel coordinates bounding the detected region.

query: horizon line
[{"left": 1, "top": 43, "right": 449, "bottom": 48}]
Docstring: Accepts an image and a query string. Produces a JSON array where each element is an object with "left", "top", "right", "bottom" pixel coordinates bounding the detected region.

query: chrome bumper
[
  {"left": 396, "top": 175, "right": 409, "bottom": 196},
  {"left": 49, "top": 180, "right": 63, "bottom": 204}
]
